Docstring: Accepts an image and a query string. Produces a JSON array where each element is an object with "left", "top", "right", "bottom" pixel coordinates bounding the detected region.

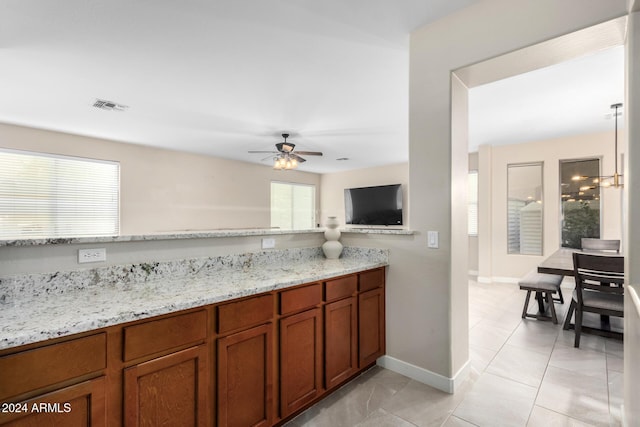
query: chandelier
[{"left": 572, "top": 102, "right": 623, "bottom": 189}]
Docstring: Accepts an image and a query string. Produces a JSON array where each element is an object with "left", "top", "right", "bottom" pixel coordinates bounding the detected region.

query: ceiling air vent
[{"left": 93, "top": 99, "right": 128, "bottom": 112}]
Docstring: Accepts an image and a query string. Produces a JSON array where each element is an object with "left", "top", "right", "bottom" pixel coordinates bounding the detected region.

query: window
[
  {"left": 468, "top": 171, "right": 478, "bottom": 236},
  {"left": 560, "top": 159, "right": 601, "bottom": 248},
  {"left": 0, "top": 149, "right": 120, "bottom": 239},
  {"left": 507, "top": 163, "right": 543, "bottom": 255},
  {"left": 270, "top": 182, "right": 315, "bottom": 230}
]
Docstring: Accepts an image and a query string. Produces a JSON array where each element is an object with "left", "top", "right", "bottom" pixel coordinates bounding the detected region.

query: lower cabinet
[
  {"left": 124, "top": 345, "right": 208, "bottom": 427},
  {"left": 217, "top": 323, "right": 273, "bottom": 427},
  {"left": 358, "top": 287, "right": 385, "bottom": 368},
  {"left": 279, "top": 308, "right": 322, "bottom": 417},
  {"left": 0, "top": 377, "right": 106, "bottom": 427},
  {"left": 1, "top": 267, "right": 385, "bottom": 427},
  {"left": 324, "top": 296, "right": 358, "bottom": 390}
]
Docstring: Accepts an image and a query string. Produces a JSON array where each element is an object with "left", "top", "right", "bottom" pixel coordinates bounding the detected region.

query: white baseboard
[
  {"left": 477, "top": 276, "right": 520, "bottom": 284},
  {"left": 492, "top": 276, "right": 520, "bottom": 284},
  {"left": 377, "top": 355, "right": 470, "bottom": 394}
]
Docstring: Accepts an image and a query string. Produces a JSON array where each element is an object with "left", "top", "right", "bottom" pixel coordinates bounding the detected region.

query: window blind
[{"left": 0, "top": 149, "right": 120, "bottom": 239}]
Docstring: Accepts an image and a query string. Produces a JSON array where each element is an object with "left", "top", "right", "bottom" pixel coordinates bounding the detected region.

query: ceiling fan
[{"left": 248, "top": 133, "right": 323, "bottom": 169}]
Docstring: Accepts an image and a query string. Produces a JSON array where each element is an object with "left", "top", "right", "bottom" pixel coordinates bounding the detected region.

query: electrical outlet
[
  {"left": 78, "top": 248, "right": 107, "bottom": 263},
  {"left": 261, "top": 238, "right": 275, "bottom": 249}
]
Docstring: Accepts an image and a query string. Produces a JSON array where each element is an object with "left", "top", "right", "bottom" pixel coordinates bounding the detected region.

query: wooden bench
[{"left": 519, "top": 271, "right": 564, "bottom": 324}]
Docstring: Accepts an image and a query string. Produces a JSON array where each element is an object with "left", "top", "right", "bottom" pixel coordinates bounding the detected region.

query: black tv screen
[{"left": 344, "top": 184, "right": 403, "bottom": 226}]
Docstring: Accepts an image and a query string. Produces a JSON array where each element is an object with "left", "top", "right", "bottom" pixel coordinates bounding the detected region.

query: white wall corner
[
  {"left": 377, "top": 355, "right": 470, "bottom": 394},
  {"left": 468, "top": 270, "right": 479, "bottom": 276}
]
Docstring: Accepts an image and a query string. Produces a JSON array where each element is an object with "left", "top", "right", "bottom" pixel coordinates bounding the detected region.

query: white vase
[{"left": 322, "top": 216, "right": 343, "bottom": 259}]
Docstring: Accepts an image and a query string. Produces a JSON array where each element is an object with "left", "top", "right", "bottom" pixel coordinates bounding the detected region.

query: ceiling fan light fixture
[
  {"left": 282, "top": 143, "right": 295, "bottom": 153},
  {"left": 252, "top": 132, "right": 321, "bottom": 170},
  {"left": 273, "top": 153, "right": 298, "bottom": 170}
]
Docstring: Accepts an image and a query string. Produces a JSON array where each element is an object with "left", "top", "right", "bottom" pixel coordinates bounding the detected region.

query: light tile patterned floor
[{"left": 284, "top": 280, "right": 624, "bottom": 426}]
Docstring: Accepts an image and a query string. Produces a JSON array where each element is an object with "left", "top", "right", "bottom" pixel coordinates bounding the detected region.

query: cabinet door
[
  {"left": 124, "top": 346, "right": 208, "bottom": 427},
  {"left": 358, "top": 287, "right": 385, "bottom": 367},
  {"left": 0, "top": 377, "right": 106, "bottom": 427},
  {"left": 217, "top": 323, "right": 273, "bottom": 427},
  {"left": 280, "top": 308, "right": 322, "bottom": 417},
  {"left": 324, "top": 297, "right": 357, "bottom": 390}
]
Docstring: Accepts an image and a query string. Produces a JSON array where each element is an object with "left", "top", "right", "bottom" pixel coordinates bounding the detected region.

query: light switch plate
[
  {"left": 427, "top": 231, "right": 439, "bottom": 249},
  {"left": 78, "top": 248, "right": 107, "bottom": 263},
  {"left": 262, "top": 238, "right": 275, "bottom": 249}
]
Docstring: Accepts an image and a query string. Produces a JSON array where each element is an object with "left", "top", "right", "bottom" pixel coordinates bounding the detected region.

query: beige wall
[
  {"left": 478, "top": 130, "right": 624, "bottom": 282},
  {"left": 409, "top": 0, "right": 626, "bottom": 385},
  {"left": 0, "top": 123, "right": 321, "bottom": 235}
]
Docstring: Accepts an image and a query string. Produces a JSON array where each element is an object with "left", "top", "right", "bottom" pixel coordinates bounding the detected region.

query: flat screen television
[{"left": 344, "top": 184, "right": 403, "bottom": 226}]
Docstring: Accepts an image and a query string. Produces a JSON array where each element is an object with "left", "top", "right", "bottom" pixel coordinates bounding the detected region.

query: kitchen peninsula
[{"left": 0, "top": 230, "right": 391, "bottom": 426}]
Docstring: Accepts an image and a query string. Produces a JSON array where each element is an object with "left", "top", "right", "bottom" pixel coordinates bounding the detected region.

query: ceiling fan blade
[
  {"left": 294, "top": 151, "right": 323, "bottom": 156},
  {"left": 290, "top": 153, "right": 306, "bottom": 163}
]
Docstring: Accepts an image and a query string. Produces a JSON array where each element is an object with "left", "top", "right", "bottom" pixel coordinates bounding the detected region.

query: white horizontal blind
[
  {"left": 468, "top": 171, "right": 478, "bottom": 236},
  {"left": 0, "top": 149, "right": 120, "bottom": 239}
]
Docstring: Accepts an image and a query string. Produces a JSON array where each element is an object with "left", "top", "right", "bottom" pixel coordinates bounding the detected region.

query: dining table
[
  {"left": 537, "top": 248, "right": 578, "bottom": 277},
  {"left": 537, "top": 247, "right": 624, "bottom": 337}
]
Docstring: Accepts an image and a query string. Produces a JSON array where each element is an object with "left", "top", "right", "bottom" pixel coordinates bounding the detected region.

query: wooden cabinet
[
  {"left": 0, "top": 334, "right": 107, "bottom": 427},
  {"left": 279, "top": 307, "right": 322, "bottom": 417},
  {"left": 1, "top": 267, "right": 385, "bottom": 427},
  {"left": 358, "top": 287, "right": 385, "bottom": 368},
  {"left": 123, "top": 310, "right": 207, "bottom": 362},
  {"left": 217, "top": 323, "right": 274, "bottom": 427},
  {"left": 324, "top": 296, "right": 358, "bottom": 390},
  {"left": 216, "top": 294, "right": 274, "bottom": 427},
  {"left": 124, "top": 346, "right": 208, "bottom": 427},
  {"left": 0, "top": 377, "right": 106, "bottom": 427},
  {"left": 0, "top": 334, "right": 106, "bottom": 402}
]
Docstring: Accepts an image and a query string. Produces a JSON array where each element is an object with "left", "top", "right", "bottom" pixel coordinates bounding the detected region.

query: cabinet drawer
[
  {"left": 123, "top": 310, "right": 207, "bottom": 362},
  {"left": 325, "top": 275, "right": 357, "bottom": 302},
  {"left": 217, "top": 294, "right": 274, "bottom": 335},
  {"left": 0, "top": 333, "right": 106, "bottom": 401},
  {"left": 280, "top": 283, "right": 322, "bottom": 315},
  {"left": 359, "top": 268, "right": 385, "bottom": 292}
]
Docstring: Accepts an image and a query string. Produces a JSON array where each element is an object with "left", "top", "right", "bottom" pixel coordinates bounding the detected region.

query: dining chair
[
  {"left": 563, "top": 252, "right": 624, "bottom": 348},
  {"left": 581, "top": 238, "right": 620, "bottom": 252}
]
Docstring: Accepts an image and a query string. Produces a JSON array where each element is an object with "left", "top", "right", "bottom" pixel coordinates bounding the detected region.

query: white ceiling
[
  {"left": 0, "top": 1, "right": 625, "bottom": 173},
  {"left": 469, "top": 45, "right": 625, "bottom": 152}
]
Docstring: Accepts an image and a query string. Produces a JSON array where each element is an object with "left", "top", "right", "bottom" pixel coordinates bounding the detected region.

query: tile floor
[{"left": 284, "top": 279, "right": 624, "bottom": 427}]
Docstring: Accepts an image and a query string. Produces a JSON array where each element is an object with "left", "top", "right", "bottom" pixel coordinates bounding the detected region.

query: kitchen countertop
[
  {"left": 0, "top": 227, "right": 414, "bottom": 247},
  {"left": 0, "top": 247, "right": 388, "bottom": 350},
  {"left": 0, "top": 228, "right": 324, "bottom": 247}
]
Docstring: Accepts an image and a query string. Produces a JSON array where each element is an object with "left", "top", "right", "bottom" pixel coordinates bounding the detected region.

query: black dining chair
[
  {"left": 563, "top": 252, "right": 624, "bottom": 348},
  {"left": 581, "top": 238, "right": 620, "bottom": 253}
]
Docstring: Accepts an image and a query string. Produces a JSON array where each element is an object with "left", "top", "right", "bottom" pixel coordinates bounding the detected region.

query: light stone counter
[
  {"left": 0, "top": 247, "right": 388, "bottom": 350},
  {"left": 0, "top": 226, "right": 414, "bottom": 247},
  {"left": 0, "top": 228, "right": 324, "bottom": 247}
]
